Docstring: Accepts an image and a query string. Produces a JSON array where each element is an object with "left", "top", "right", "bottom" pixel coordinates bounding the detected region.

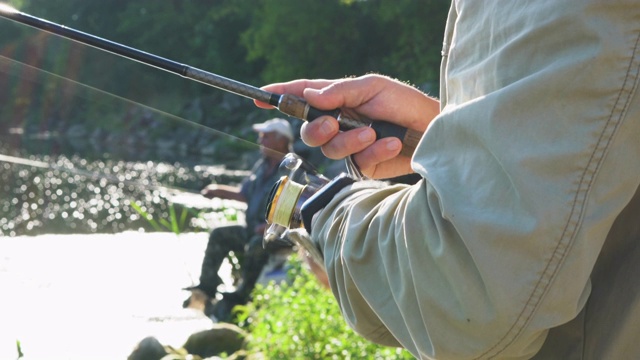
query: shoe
[
  {"left": 182, "top": 296, "right": 192, "bottom": 309},
  {"left": 182, "top": 283, "right": 217, "bottom": 298},
  {"left": 182, "top": 284, "right": 205, "bottom": 309},
  {"left": 183, "top": 287, "right": 214, "bottom": 312},
  {"left": 182, "top": 284, "right": 204, "bottom": 292}
]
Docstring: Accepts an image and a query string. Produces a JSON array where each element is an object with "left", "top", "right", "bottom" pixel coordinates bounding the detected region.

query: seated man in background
[{"left": 184, "top": 118, "right": 294, "bottom": 321}]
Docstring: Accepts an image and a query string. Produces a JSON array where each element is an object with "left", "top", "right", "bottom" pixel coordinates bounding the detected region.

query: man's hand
[
  {"left": 201, "top": 184, "right": 246, "bottom": 203},
  {"left": 255, "top": 74, "right": 440, "bottom": 179}
]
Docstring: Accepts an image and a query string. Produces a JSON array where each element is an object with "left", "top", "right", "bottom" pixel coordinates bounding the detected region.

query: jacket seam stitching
[{"left": 478, "top": 30, "right": 640, "bottom": 359}]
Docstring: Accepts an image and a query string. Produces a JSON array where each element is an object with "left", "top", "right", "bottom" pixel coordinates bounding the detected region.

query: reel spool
[{"left": 263, "top": 153, "right": 329, "bottom": 245}]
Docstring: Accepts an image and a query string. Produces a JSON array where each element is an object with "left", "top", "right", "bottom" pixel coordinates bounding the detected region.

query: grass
[
  {"left": 129, "top": 200, "right": 196, "bottom": 235},
  {"left": 131, "top": 201, "right": 412, "bottom": 359},
  {"left": 237, "top": 259, "right": 414, "bottom": 360}
]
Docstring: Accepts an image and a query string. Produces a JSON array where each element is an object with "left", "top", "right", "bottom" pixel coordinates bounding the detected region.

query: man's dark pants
[{"left": 197, "top": 224, "right": 269, "bottom": 302}]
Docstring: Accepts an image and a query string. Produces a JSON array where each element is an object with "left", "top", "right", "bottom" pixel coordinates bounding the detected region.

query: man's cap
[{"left": 252, "top": 118, "right": 293, "bottom": 141}]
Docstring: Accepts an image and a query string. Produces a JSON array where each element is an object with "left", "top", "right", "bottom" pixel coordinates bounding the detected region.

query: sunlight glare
[{"left": 0, "top": 3, "right": 18, "bottom": 14}]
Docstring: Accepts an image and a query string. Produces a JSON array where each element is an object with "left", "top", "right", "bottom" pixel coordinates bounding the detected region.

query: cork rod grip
[
  {"left": 399, "top": 128, "right": 423, "bottom": 158},
  {"left": 277, "top": 93, "right": 424, "bottom": 157}
]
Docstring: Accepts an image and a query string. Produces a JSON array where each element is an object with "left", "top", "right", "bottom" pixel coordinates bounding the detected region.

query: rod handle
[{"left": 278, "top": 94, "right": 422, "bottom": 157}]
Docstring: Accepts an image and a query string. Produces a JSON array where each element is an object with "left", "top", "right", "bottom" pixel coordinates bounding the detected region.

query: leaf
[
  {"left": 16, "top": 339, "right": 24, "bottom": 359},
  {"left": 130, "top": 200, "right": 162, "bottom": 231}
]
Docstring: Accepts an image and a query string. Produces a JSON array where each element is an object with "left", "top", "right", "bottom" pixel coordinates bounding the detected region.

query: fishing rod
[{"left": 0, "top": 4, "right": 423, "bottom": 157}]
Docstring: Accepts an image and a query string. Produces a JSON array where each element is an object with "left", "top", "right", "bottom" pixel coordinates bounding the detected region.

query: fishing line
[
  {"left": 0, "top": 53, "right": 274, "bottom": 205},
  {"left": 0, "top": 53, "right": 263, "bottom": 150},
  {"left": 0, "top": 5, "right": 423, "bottom": 158}
]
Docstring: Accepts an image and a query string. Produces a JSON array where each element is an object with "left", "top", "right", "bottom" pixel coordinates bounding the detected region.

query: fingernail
[
  {"left": 358, "top": 129, "right": 375, "bottom": 144},
  {"left": 320, "top": 119, "right": 335, "bottom": 136},
  {"left": 386, "top": 138, "right": 401, "bottom": 151}
]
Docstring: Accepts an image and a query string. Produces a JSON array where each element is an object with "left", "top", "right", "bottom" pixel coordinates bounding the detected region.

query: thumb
[
  {"left": 303, "top": 75, "right": 389, "bottom": 112},
  {"left": 302, "top": 86, "right": 346, "bottom": 111}
]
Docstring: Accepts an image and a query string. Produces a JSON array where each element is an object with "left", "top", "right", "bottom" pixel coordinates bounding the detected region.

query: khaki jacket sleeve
[{"left": 312, "top": 1, "right": 640, "bottom": 359}]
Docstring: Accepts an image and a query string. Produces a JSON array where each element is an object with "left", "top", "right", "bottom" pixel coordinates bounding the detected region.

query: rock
[
  {"left": 127, "top": 336, "right": 168, "bottom": 360},
  {"left": 183, "top": 323, "right": 247, "bottom": 359}
]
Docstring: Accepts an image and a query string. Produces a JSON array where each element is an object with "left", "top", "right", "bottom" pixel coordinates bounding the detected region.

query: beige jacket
[{"left": 312, "top": 1, "right": 640, "bottom": 359}]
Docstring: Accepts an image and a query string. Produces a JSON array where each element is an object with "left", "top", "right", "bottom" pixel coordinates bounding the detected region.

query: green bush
[{"left": 239, "top": 259, "right": 414, "bottom": 359}]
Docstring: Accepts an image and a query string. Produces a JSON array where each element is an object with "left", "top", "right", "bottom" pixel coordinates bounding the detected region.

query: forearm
[
  {"left": 201, "top": 184, "right": 246, "bottom": 202},
  {"left": 311, "top": 6, "right": 640, "bottom": 355},
  {"left": 312, "top": 176, "right": 571, "bottom": 358},
  {"left": 269, "top": 1, "right": 639, "bottom": 358}
]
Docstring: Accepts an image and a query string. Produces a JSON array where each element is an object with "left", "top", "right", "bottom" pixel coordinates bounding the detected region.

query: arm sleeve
[{"left": 312, "top": 1, "right": 640, "bottom": 358}]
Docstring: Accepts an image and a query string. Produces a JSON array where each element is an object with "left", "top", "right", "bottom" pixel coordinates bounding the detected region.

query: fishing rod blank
[{"left": 0, "top": 5, "right": 423, "bottom": 157}]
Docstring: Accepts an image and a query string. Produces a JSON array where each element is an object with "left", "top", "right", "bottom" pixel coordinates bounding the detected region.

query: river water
[
  {"left": 0, "top": 133, "right": 247, "bottom": 359},
  {"left": 0, "top": 231, "right": 235, "bottom": 360},
  {"left": 0, "top": 47, "right": 265, "bottom": 358}
]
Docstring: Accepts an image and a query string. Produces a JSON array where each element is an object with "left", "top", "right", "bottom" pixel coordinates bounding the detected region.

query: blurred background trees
[{"left": 0, "top": 0, "right": 449, "bottom": 146}]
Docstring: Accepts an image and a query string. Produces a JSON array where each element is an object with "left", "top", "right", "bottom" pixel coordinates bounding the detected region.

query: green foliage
[
  {"left": 370, "top": 0, "right": 450, "bottom": 91},
  {"left": 130, "top": 200, "right": 197, "bottom": 235},
  {"left": 16, "top": 339, "right": 24, "bottom": 359},
  {"left": 239, "top": 260, "right": 414, "bottom": 359},
  {"left": 1, "top": 0, "right": 449, "bottom": 155},
  {"left": 242, "top": 0, "right": 366, "bottom": 82},
  {"left": 242, "top": 0, "right": 449, "bottom": 86}
]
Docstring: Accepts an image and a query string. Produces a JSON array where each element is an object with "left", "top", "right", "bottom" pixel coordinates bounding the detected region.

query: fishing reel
[{"left": 264, "top": 153, "right": 355, "bottom": 265}]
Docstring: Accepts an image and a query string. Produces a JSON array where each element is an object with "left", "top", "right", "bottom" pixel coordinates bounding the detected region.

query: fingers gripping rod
[{"left": 0, "top": 6, "right": 422, "bottom": 157}]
